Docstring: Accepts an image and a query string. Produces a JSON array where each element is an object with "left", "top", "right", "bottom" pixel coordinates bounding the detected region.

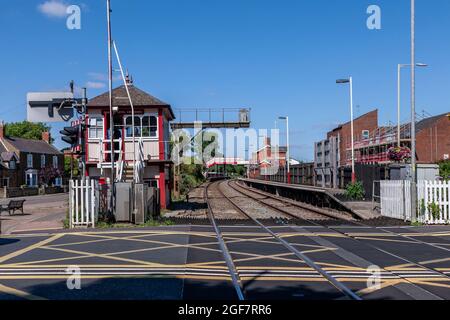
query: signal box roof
[{"left": 88, "top": 84, "right": 175, "bottom": 120}]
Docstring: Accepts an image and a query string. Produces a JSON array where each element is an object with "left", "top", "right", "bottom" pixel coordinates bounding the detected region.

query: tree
[
  {"left": 5, "top": 121, "right": 53, "bottom": 142},
  {"left": 64, "top": 156, "right": 80, "bottom": 178},
  {"left": 39, "top": 166, "right": 62, "bottom": 186}
]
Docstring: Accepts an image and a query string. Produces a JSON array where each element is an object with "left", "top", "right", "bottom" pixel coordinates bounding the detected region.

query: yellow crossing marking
[
  {"left": 0, "top": 234, "right": 64, "bottom": 264},
  {"left": 0, "top": 283, "right": 47, "bottom": 300},
  {"left": 354, "top": 236, "right": 418, "bottom": 244}
]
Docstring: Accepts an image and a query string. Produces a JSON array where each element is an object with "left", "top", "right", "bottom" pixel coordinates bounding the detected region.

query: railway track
[
  {"left": 205, "top": 182, "right": 245, "bottom": 300},
  {"left": 206, "top": 180, "right": 362, "bottom": 301},
  {"left": 225, "top": 179, "right": 450, "bottom": 300}
]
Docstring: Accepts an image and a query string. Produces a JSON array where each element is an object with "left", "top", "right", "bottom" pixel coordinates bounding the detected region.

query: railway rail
[
  {"left": 206, "top": 180, "right": 362, "bottom": 300},
  {"left": 223, "top": 179, "right": 450, "bottom": 300}
]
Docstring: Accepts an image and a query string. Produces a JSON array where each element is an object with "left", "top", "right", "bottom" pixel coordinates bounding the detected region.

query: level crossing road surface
[{"left": 0, "top": 225, "right": 449, "bottom": 300}]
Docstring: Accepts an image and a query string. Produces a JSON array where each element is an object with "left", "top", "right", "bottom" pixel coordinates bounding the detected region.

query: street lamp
[
  {"left": 397, "top": 63, "right": 428, "bottom": 147},
  {"left": 336, "top": 77, "right": 356, "bottom": 183},
  {"left": 278, "top": 116, "right": 290, "bottom": 184},
  {"left": 411, "top": 0, "right": 418, "bottom": 222}
]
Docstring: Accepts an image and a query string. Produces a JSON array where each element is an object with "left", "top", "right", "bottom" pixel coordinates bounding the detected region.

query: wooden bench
[{"left": 0, "top": 200, "right": 26, "bottom": 215}]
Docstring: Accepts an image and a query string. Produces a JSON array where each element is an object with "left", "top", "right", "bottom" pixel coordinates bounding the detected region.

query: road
[
  {"left": 0, "top": 193, "right": 68, "bottom": 235},
  {"left": 0, "top": 224, "right": 449, "bottom": 300}
]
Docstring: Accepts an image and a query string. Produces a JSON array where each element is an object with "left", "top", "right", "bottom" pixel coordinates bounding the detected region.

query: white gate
[
  {"left": 380, "top": 180, "right": 411, "bottom": 221},
  {"left": 420, "top": 181, "right": 450, "bottom": 224},
  {"left": 69, "top": 179, "right": 97, "bottom": 228},
  {"left": 381, "top": 180, "right": 449, "bottom": 224}
]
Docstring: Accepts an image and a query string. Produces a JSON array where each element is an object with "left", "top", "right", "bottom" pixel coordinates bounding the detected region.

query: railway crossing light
[{"left": 60, "top": 125, "right": 82, "bottom": 147}]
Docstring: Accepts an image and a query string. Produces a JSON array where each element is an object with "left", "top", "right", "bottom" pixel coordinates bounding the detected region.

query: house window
[
  {"left": 362, "top": 130, "right": 370, "bottom": 140},
  {"left": 26, "top": 171, "right": 38, "bottom": 187},
  {"left": 54, "top": 177, "right": 63, "bottom": 187},
  {"left": 41, "top": 155, "right": 46, "bottom": 168},
  {"left": 89, "top": 117, "right": 104, "bottom": 139},
  {"left": 9, "top": 160, "right": 16, "bottom": 170},
  {"left": 53, "top": 156, "right": 59, "bottom": 169},
  {"left": 27, "top": 154, "right": 33, "bottom": 168},
  {"left": 145, "top": 179, "right": 158, "bottom": 189}
]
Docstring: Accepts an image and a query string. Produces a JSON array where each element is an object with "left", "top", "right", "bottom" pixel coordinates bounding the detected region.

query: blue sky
[{"left": 0, "top": 0, "right": 449, "bottom": 161}]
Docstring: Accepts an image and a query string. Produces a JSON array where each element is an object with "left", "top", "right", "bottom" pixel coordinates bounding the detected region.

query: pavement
[
  {"left": 0, "top": 193, "right": 68, "bottom": 235},
  {"left": 0, "top": 224, "right": 449, "bottom": 300}
]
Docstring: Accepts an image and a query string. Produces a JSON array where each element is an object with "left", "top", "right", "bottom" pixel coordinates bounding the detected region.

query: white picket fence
[
  {"left": 380, "top": 180, "right": 450, "bottom": 224},
  {"left": 69, "top": 179, "right": 97, "bottom": 228},
  {"left": 420, "top": 181, "right": 450, "bottom": 224}
]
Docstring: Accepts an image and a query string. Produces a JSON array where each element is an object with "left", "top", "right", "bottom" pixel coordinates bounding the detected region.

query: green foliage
[
  {"left": 95, "top": 218, "right": 175, "bottom": 229},
  {"left": 5, "top": 121, "right": 53, "bottom": 142},
  {"left": 345, "top": 181, "right": 365, "bottom": 201},
  {"left": 209, "top": 164, "right": 246, "bottom": 177},
  {"left": 428, "top": 202, "right": 441, "bottom": 220},
  {"left": 39, "top": 166, "right": 62, "bottom": 186},
  {"left": 179, "top": 163, "right": 205, "bottom": 196},
  {"left": 64, "top": 156, "right": 79, "bottom": 178},
  {"left": 439, "top": 160, "right": 450, "bottom": 181}
]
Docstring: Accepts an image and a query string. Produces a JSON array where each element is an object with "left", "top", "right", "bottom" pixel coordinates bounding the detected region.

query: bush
[
  {"left": 439, "top": 160, "right": 450, "bottom": 181},
  {"left": 345, "top": 181, "right": 365, "bottom": 201}
]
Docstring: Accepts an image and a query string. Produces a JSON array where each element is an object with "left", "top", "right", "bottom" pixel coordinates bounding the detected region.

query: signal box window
[
  {"left": 89, "top": 117, "right": 104, "bottom": 139},
  {"left": 125, "top": 116, "right": 142, "bottom": 138}
]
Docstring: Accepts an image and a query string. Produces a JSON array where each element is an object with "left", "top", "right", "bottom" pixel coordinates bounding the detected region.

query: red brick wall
[
  {"left": 328, "top": 110, "right": 379, "bottom": 167},
  {"left": 416, "top": 115, "right": 450, "bottom": 163}
]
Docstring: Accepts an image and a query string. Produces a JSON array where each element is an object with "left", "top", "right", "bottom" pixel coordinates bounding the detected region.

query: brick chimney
[
  {"left": 42, "top": 131, "right": 51, "bottom": 144},
  {"left": 0, "top": 121, "right": 5, "bottom": 139}
]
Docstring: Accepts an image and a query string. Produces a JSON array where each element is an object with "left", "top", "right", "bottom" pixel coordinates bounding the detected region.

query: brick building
[
  {"left": 313, "top": 110, "right": 449, "bottom": 189},
  {"left": 348, "top": 112, "right": 450, "bottom": 166},
  {"left": 0, "top": 123, "right": 64, "bottom": 188},
  {"left": 249, "top": 137, "right": 287, "bottom": 179},
  {"left": 415, "top": 113, "right": 450, "bottom": 163},
  {"left": 314, "top": 110, "right": 379, "bottom": 188}
]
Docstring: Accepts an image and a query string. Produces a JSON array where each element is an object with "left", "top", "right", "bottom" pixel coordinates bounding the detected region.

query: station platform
[{"left": 238, "top": 178, "right": 379, "bottom": 220}]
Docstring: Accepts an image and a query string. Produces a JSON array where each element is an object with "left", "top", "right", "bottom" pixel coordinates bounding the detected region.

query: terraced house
[{"left": 0, "top": 123, "right": 64, "bottom": 188}]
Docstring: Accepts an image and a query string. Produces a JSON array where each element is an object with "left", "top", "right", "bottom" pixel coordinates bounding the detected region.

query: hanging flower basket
[{"left": 388, "top": 146, "right": 411, "bottom": 163}]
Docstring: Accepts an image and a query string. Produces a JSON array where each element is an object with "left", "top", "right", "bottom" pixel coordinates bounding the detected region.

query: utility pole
[
  {"left": 107, "top": 0, "right": 115, "bottom": 217},
  {"left": 397, "top": 63, "right": 427, "bottom": 148},
  {"left": 397, "top": 64, "right": 402, "bottom": 147},
  {"left": 410, "top": 0, "right": 417, "bottom": 222}
]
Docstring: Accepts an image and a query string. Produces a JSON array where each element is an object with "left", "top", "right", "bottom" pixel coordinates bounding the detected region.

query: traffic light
[{"left": 60, "top": 126, "right": 80, "bottom": 146}]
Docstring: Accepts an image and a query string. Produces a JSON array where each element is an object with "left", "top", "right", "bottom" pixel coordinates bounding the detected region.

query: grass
[{"left": 95, "top": 217, "right": 176, "bottom": 229}]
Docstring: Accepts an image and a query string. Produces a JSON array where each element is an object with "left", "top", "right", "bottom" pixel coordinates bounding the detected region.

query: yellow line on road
[
  {"left": 0, "top": 234, "right": 64, "bottom": 264},
  {"left": 0, "top": 275, "right": 231, "bottom": 281},
  {"left": 354, "top": 237, "right": 418, "bottom": 244},
  {"left": 356, "top": 279, "right": 404, "bottom": 296},
  {"left": 0, "top": 283, "right": 47, "bottom": 300}
]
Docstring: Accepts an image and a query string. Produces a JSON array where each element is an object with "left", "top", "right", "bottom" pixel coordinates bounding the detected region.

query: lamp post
[
  {"left": 278, "top": 117, "right": 290, "bottom": 184},
  {"left": 397, "top": 63, "right": 427, "bottom": 147},
  {"left": 336, "top": 77, "right": 355, "bottom": 183},
  {"left": 411, "top": 0, "right": 417, "bottom": 223}
]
